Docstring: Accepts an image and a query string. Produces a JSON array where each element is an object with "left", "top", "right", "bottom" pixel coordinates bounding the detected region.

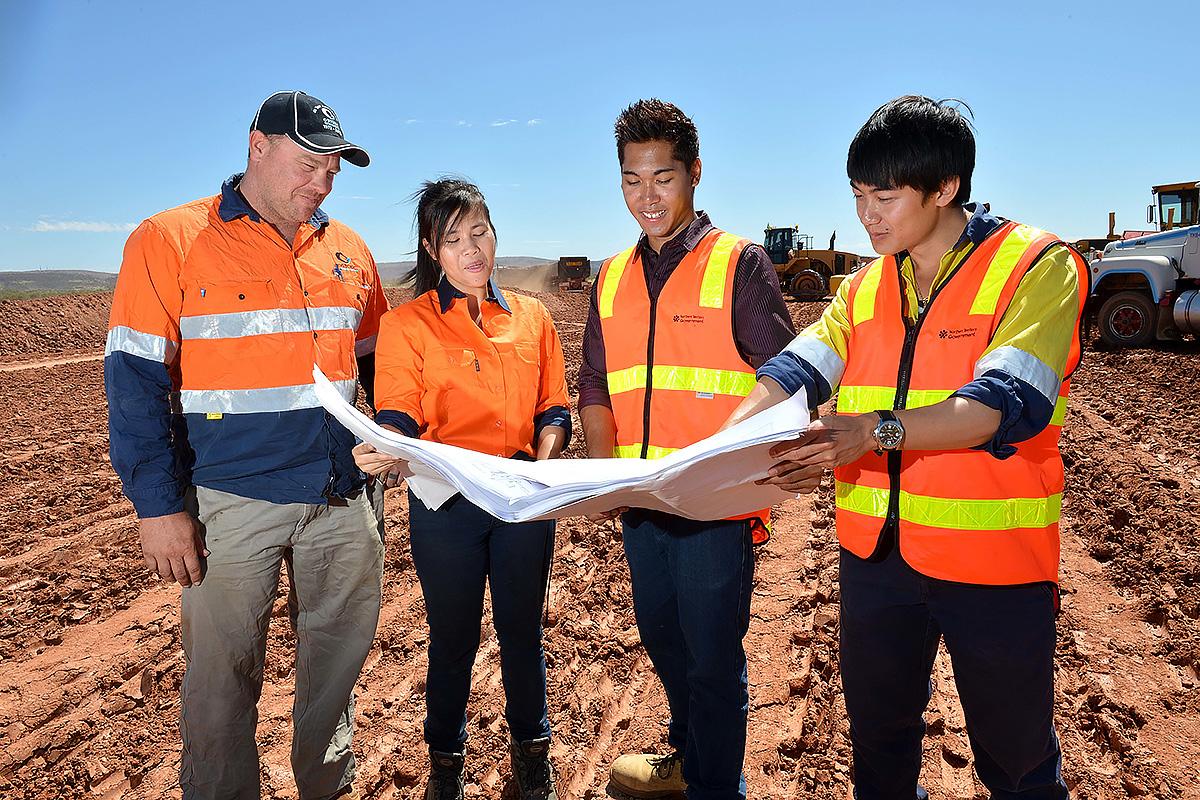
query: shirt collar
[
  {"left": 436, "top": 274, "right": 511, "bottom": 314},
  {"left": 217, "top": 173, "right": 330, "bottom": 229},
  {"left": 637, "top": 210, "right": 713, "bottom": 258},
  {"left": 956, "top": 201, "right": 1002, "bottom": 248}
]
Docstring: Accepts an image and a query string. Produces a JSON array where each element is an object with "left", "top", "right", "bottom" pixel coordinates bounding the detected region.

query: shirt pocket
[
  {"left": 180, "top": 279, "right": 283, "bottom": 340},
  {"left": 426, "top": 346, "right": 480, "bottom": 387},
  {"left": 512, "top": 342, "right": 543, "bottom": 410}
]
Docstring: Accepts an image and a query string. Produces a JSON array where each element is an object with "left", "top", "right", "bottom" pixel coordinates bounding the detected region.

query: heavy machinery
[
  {"left": 1088, "top": 180, "right": 1200, "bottom": 347},
  {"left": 763, "top": 225, "right": 864, "bottom": 300},
  {"left": 557, "top": 256, "right": 590, "bottom": 292}
]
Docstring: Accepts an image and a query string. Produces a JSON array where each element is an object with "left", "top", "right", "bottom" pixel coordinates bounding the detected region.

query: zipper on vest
[
  {"left": 884, "top": 233, "right": 991, "bottom": 533},
  {"left": 641, "top": 293, "right": 658, "bottom": 459}
]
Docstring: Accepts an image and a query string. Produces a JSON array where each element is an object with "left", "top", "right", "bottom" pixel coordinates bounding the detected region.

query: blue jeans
[
  {"left": 408, "top": 490, "right": 554, "bottom": 753},
  {"left": 839, "top": 546, "right": 1069, "bottom": 799},
  {"left": 622, "top": 511, "right": 755, "bottom": 800}
]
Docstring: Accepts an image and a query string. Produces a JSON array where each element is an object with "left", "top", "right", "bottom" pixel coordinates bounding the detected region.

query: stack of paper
[{"left": 313, "top": 367, "right": 810, "bottom": 522}]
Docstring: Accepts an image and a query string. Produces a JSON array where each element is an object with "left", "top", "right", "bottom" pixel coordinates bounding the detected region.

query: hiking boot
[
  {"left": 610, "top": 751, "right": 686, "bottom": 798},
  {"left": 510, "top": 736, "right": 558, "bottom": 799},
  {"left": 426, "top": 749, "right": 465, "bottom": 800}
]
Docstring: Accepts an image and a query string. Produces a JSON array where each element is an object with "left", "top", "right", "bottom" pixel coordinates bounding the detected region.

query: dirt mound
[
  {"left": 0, "top": 295, "right": 1197, "bottom": 799},
  {"left": 0, "top": 293, "right": 112, "bottom": 360}
]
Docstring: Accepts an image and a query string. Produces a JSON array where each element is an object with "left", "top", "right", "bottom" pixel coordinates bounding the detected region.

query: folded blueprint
[{"left": 313, "top": 366, "right": 810, "bottom": 522}]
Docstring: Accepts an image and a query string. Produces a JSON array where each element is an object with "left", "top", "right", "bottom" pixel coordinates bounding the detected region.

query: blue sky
[{"left": 1, "top": 0, "right": 1193, "bottom": 271}]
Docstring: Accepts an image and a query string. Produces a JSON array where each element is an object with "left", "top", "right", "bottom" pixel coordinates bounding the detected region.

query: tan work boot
[{"left": 609, "top": 751, "right": 686, "bottom": 798}]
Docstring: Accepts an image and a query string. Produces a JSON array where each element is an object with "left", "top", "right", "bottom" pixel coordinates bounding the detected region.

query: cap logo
[{"left": 313, "top": 104, "right": 343, "bottom": 136}]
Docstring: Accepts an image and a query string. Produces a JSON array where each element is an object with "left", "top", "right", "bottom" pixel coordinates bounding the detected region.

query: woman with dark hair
[{"left": 353, "top": 178, "right": 569, "bottom": 800}]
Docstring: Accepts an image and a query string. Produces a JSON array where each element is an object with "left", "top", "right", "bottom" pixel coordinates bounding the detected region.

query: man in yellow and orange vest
[
  {"left": 728, "top": 96, "right": 1087, "bottom": 799},
  {"left": 578, "top": 99, "right": 796, "bottom": 799}
]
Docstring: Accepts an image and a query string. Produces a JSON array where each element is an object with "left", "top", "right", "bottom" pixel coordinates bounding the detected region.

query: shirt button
[{"left": 495, "top": 420, "right": 503, "bottom": 428}]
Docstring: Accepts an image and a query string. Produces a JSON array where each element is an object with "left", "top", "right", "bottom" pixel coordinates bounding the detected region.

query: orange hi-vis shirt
[
  {"left": 373, "top": 279, "right": 570, "bottom": 458},
  {"left": 104, "top": 175, "right": 388, "bottom": 517}
]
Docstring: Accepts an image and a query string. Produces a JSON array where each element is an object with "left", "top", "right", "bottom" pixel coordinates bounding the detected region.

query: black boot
[
  {"left": 510, "top": 737, "right": 558, "bottom": 800},
  {"left": 425, "top": 749, "right": 464, "bottom": 800}
]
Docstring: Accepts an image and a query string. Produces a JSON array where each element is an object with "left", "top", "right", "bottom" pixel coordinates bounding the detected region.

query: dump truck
[
  {"left": 557, "top": 256, "right": 590, "bottom": 292},
  {"left": 1088, "top": 180, "right": 1200, "bottom": 346},
  {"left": 763, "top": 225, "right": 864, "bottom": 300}
]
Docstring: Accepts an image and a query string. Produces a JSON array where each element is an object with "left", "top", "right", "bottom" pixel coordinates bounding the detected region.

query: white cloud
[
  {"left": 456, "top": 120, "right": 472, "bottom": 127},
  {"left": 404, "top": 119, "right": 422, "bottom": 125},
  {"left": 31, "top": 220, "right": 137, "bottom": 233},
  {"left": 490, "top": 119, "right": 518, "bottom": 127},
  {"left": 526, "top": 118, "right": 543, "bottom": 126}
]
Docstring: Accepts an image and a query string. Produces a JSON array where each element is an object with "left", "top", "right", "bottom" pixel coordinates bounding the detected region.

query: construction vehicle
[
  {"left": 764, "top": 225, "right": 864, "bottom": 300},
  {"left": 557, "top": 256, "right": 590, "bottom": 292},
  {"left": 1088, "top": 180, "right": 1200, "bottom": 347}
]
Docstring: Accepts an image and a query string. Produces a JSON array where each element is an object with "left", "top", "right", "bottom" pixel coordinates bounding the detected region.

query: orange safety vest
[
  {"left": 834, "top": 221, "right": 1088, "bottom": 585},
  {"left": 597, "top": 228, "right": 771, "bottom": 542}
]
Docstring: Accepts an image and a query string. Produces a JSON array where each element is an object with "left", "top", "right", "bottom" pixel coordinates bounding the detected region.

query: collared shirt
[
  {"left": 105, "top": 174, "right": 388, "bottom": 518},
  {"left": 374, "top": 276, "right": 571, "bottom": 457},
  {"left": 578, "top": 211, "right": 796, "bottom": 409},
  {"left": 758, "top": 203, "right": 1081, "bottom": 456}
]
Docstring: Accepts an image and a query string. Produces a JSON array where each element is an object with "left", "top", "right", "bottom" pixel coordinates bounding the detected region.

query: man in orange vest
[
  {"left": 726, "top": 96, "right": 1086, "bottom": 798},
  {"left": 578, "top": 99, "right": 796, "bottom": 799},
  {"left": 105, "top": 91, "right": 388, "bottom": 800}
]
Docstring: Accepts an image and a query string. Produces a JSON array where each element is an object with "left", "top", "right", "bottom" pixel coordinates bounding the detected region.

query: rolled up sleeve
[{"left": 951, "top": 245, "right": 1081, "bottom": 457}]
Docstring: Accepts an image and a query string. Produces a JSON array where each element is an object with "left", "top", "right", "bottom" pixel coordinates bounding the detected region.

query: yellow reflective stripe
[
  {"left": 607, "top": 365, "right": 647, "bottom": 395},
  {"left": 614, "top": 443, "right": 678, "bottom": 459},
  {"left": 851, "top": 259, "right": 885, "bottom": 325},
  {"left": 836, "top": 481, "right": 1062, "bottom": 531},
  {"left": 969, "top": 225, "right": 1046, "bottom": 316},
  {"left": 607, "top": 364, "right": 757, "bottom": 397},
  {"left": 836, "top": 386, "right": 956, "bottom": 414},
  {"left": 699, "top": 233, "right": 740, "bottom": 309},
  {"left": 1050, "top": 395, "right": 1068, "bottom": 427},
  {"left": 599, "top": 246, "right": 637, "bottom": 319}
]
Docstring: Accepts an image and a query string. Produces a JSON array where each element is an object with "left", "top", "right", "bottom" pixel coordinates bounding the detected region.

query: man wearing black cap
[{"left": 105, "top": 90, "right": 387, "bottom": 800}]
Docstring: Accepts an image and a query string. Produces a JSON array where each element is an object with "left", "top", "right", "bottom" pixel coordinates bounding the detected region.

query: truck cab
[{"left": 1089, "top": 181, "right": 1200, "bottom": 346}]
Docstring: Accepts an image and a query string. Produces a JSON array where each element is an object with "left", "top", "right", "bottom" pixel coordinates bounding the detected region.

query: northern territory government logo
[{"left": 938, "top": 326, "right": 978, "bottom": 340}]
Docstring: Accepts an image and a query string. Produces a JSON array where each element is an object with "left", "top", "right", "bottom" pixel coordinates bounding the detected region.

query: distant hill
[
  {"left": 0, "top": 270, "right": 117, "bottom": 297},
  {"left": 377, "top": 256, "right": 556, "bottom": 285}
]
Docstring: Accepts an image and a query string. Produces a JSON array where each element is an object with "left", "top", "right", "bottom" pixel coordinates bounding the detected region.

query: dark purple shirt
[{"left": 578, "top": 211, "right": 796, "bottom": 409}]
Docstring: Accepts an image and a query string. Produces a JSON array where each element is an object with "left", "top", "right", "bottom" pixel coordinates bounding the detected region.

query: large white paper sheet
[{"left": 314, "top": 366, "right": 809, "bottom": 522}]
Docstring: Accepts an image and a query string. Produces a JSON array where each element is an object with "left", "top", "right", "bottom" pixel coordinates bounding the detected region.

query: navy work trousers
[
  {"left": 839, "top": 545, "right": 1069, "bottom": 799},
  {"left": 408, "top": 490, "right": 554, "bottom": 754},
  {"left": 622, "top": 510, "right": 756, "bottom": 800}
]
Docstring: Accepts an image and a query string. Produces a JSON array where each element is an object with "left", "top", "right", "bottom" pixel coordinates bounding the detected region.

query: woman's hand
[{"left": 353, "top": 442, "right": 412, "bottom": 489}]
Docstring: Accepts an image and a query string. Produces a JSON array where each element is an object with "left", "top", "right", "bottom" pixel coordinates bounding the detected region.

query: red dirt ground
[{"left": 0, "top": 293, "right": 1196, "bottom": 799}]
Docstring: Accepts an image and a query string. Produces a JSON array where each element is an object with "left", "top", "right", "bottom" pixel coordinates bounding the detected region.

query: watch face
[{"left": 877, "top": 420, "right": 905, "bottom": 450}]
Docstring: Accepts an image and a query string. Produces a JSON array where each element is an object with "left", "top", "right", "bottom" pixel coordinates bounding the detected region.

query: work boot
[
  {"left": 609, "top": 751, "right": 686, "bottom": 798},
  {"left": 510, "top": 736, "right": 558, "bottom": 799},
  {"left": 426, "top": 750, "right": 465, "bottom": 800}
]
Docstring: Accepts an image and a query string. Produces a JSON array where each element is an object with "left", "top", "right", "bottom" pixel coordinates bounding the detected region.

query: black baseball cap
[{"left": 250, "top": 90, "right": 370, "bottom": 167}]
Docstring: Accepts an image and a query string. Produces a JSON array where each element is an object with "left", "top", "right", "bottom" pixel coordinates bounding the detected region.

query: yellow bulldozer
[{"left": 764, "top": 225, "right": 865, "bottom": 300}]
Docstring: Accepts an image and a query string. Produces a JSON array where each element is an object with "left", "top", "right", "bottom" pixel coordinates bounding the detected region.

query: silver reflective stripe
[
  {"left": 179, "top": 306, "right": 362, "bottom": 340},
  {"left": 179, "top": 378, "right": 357, "bottom": 414},
  {"left": 783, "top": 335, "right": 845, "bottom": 390},
  {"left": 975, "top": 346, "right": 1061, "bottom": 405},
  {"left": 105, "top": 326, "right": 178, "bottom": 363},
  {"left": 355, "top": 334, "right": 378, "bottom": 357}
]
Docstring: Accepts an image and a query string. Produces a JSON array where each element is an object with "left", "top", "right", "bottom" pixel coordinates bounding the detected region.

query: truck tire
[
  {"left": 1098, "top": 290, "right": 1157, "bottom": 347},
  {"left": 789, "top": 269, "right": 828, "bottom": 300}
]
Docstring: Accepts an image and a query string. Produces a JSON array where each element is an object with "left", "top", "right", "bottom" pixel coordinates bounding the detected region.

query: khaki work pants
[{"left": 179, "top": 484, "right": 384, "bottom": 800}]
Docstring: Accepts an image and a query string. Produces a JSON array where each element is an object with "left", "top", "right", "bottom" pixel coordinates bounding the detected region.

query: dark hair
[
  {"left": 614, "top": 98, "right": 700, "bottom": 167},
  {"left": 408, "top": 178, "right": 494, "bottom": 297},
  {"left": 847, "top": 95, "right": 976, "bottom": 206}
]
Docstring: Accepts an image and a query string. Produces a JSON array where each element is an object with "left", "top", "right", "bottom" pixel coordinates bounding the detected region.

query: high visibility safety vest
[
  {"left": 834, "top": 221, "right": 1088, "bottom": 585},
  {"left": 597, "top": 228, "right": 771, "bottom": 541}
]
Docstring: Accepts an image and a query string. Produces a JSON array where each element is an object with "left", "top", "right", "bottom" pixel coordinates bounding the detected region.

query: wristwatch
[{"left": 872, "top": 410, "right": 906, "bottom": 454}]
